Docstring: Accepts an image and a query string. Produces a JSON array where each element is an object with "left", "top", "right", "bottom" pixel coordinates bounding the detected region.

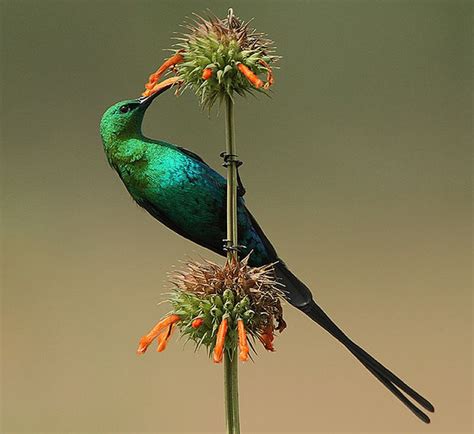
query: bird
[{"left": 100, "top": 81, "right": 434, "bottom": 423}]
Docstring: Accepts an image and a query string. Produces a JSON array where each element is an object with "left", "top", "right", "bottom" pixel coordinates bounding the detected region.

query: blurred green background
[{"left": 1, "top": 0, "right": 472, "bottom": 433}]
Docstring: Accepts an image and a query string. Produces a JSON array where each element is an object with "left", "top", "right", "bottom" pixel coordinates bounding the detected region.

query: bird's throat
[{"left": 105, "top": 137, "right": 149, "bottom": 170}]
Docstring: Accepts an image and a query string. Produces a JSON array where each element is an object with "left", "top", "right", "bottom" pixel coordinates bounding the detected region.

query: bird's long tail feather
[{"left": 275, "top": 262, "right": 434, "bottom": 423}]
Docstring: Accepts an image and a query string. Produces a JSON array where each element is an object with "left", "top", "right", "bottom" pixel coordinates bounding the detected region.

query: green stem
[
  {"left": 223, "top": 94, "right": 240, "bottom": 434},
  {"left": 224, "top": 350, "right": 240, "bottom": 434},
  {"left": 225, "top": 94, "right": 238, "bottom": 263}
]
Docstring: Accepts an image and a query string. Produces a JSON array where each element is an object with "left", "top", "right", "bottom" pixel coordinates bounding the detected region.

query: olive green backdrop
[{"left": 1, "top": 0, "right": 472, "bottom": 433}]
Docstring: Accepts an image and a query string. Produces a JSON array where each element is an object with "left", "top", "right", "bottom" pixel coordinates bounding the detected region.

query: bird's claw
[
  {"left": 222, "top": 239, "right": 246, "bottom": 253},
  {"left": 220, "top": 151, "right": 243, "bottom": 168}
]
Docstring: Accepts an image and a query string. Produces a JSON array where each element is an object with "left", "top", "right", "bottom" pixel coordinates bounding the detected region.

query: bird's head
[{"left": 100, "top": 79, "right": 176, "bottom": 145}]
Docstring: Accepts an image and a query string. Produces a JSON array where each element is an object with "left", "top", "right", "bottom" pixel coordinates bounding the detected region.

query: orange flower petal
[
  {"left": 213, "top": 317, "right": 228, "bottom": 363},
  {"left": 259, "top": 59, "right": 274, "bottom": 89},
  {"left": 202, "top": 68, "right": 213, "bottom": 80},
  {"left": 259, "top": 324, "right": 275, "bottom": 352},
  {"left": 155, "top": 52, "right": 184, "bottom": 77},
  {"left": 237, "top": 63, "right": 263, "bottom": 89},
  {"left": 142, "top": 52, "right": 184, "bottom": 95},
  {"left": 156, "top": 324, "right": 175, "bottom": 352},
  {"left": 237, "top": 319, "right": 249, "bottom": 362},
  {"left": 141, "top": 76, "right": 182, "bottom": 98},
  {"left": 191, "top": 318, "right": 204, "bottom": 328},
  {"left": 136, "top": 314, "right": 180, "bottom": 354}
]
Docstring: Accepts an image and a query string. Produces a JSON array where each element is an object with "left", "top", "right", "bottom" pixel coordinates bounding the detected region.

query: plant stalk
[
  {"left": 224, "top": 349, "right": 240, "bottom": 434},
  {"left": 225, "top": 95, "right": 238, "bottom": 263},
  {"left": 223, "top": 94, "right": 241, "bottom": 434}
]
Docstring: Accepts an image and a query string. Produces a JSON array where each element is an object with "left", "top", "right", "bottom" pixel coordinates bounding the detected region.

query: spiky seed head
[
  {"left": 167, "top": 255, "right": 286, "bottom": 357},
  {"left": 173, "top": 8, "right": 279, "bottom": 109}
]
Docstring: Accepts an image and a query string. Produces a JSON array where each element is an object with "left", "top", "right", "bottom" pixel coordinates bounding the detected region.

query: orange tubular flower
[
  {"left": 259, "top": 59, "right": 274, "bottom": 89},
  {"left": 156, "top": 324, "right": 175, "bottom": 352},
  {"left": 142, "top": 52, "right": 184, "bottom": 97},
  {"left": 259, "top": 325, "right": 275, "bottom": 352},
  {"left": 202, "top": 68, "right": 213, "bottom": 80},
  {"left": 237, "top": 63, "right": 263, "bottom": 89},
  {"left": 237, "top": 319, "right": 249, "bottom": 361},
  {"left": 213, "top": 317, "right": 229, "bottom": 363},
  {"left": 142, "top": 76, "right": 182, "bottom": 98},
  {"left": 137, "top": 314, "right": 180, "bottom": 354}
]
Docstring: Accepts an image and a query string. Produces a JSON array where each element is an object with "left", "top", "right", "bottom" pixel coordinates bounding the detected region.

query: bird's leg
[
  {"left": 220, "top": 152, "right": 246, "bottom": 253},
  {"left": 142, "top": 51, "right": 184, "bottom": 97},
  {"left": 220, "top": 151, "right": 243, "bottom": 168},
  {"left": 222, "top": 240, "right": 246, "bottom": 254},
  {"left": 220, "top": 151, "right": 246, "bottom": 196}
]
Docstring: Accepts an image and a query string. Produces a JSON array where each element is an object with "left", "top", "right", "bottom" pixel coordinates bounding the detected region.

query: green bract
[{"left": 170, "top": 290, "right": 253, "bottom": 356}]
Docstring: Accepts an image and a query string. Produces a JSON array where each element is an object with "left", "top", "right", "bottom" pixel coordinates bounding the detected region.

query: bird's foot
[
  {"left": 220, "top": 152, "right": 246, "bottom": 196},
  {"left": 222, "top": 239, "right": 246, "bottom": 253},
  {"left": 220, "top": 151, "right": 243, "bottom": 168}
]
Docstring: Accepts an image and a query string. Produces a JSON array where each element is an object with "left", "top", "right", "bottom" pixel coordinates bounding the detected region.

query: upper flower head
[
  {"left": 176, "top": 8, "right": 278, "bottom": 107},
  {"left": 142, "top": 9, "right": 278, "bottom": 109}
]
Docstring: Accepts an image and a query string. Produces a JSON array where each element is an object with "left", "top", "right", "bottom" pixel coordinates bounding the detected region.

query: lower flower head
[
  {"left": 136, "top": 255, "right": 286, "bottom": 362},
  {"left": 169, "top": 255, "right": 286, "bottom": 358}
]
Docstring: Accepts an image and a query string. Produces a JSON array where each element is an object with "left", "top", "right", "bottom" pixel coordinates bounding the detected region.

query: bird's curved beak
[{"left": 139, "top": 77, "right": 181, "bottom": 107}]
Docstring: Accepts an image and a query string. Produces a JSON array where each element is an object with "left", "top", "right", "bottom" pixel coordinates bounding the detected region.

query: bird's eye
[{"left": 119, "top": 105, "right": 131, "bottom": 114}]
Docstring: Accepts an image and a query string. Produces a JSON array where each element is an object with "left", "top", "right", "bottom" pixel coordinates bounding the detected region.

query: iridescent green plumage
[{"left": 100, "top": 97, "right": 276, "bottom": 267}]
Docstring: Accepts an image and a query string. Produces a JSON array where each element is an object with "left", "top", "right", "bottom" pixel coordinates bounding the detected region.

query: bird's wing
[
  {"left": 137, "top": 196, "right": 226, "bottom": 256},
  {"left": 177, "top": 146, "right": 246, "bottom": 197},
  {"left": 176, "top": 147, "right": 274, "bottom": 263},
  {"left": 177, "top": 146, "right": 209, "bottom": 166},
  {"left": 137, "top": 164, "right": 272, "bottom": 265},
  {"left": 236, "top": 171, "right": 246, "bottom": 196},
  {"left": 242, "top": 208, "right": 278, "bottom": 263}
]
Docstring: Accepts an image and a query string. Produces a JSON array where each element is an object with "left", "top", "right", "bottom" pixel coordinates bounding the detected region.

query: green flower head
[
  {"left": 137, "top": 256, "right": 286, "bottom": 363},
  {"left": 142, "top": 9, "right": 279, "bottom": 110}
]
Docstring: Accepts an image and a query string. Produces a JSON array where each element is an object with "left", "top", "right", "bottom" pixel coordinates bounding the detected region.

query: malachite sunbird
[{"left": 100, "top": 82, "right": 434, "bottom": 423}]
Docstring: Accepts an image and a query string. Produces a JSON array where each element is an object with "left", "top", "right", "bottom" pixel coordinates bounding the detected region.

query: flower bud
[{"left": 192, "top": 318, "right": 204, "bottom": 328}]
